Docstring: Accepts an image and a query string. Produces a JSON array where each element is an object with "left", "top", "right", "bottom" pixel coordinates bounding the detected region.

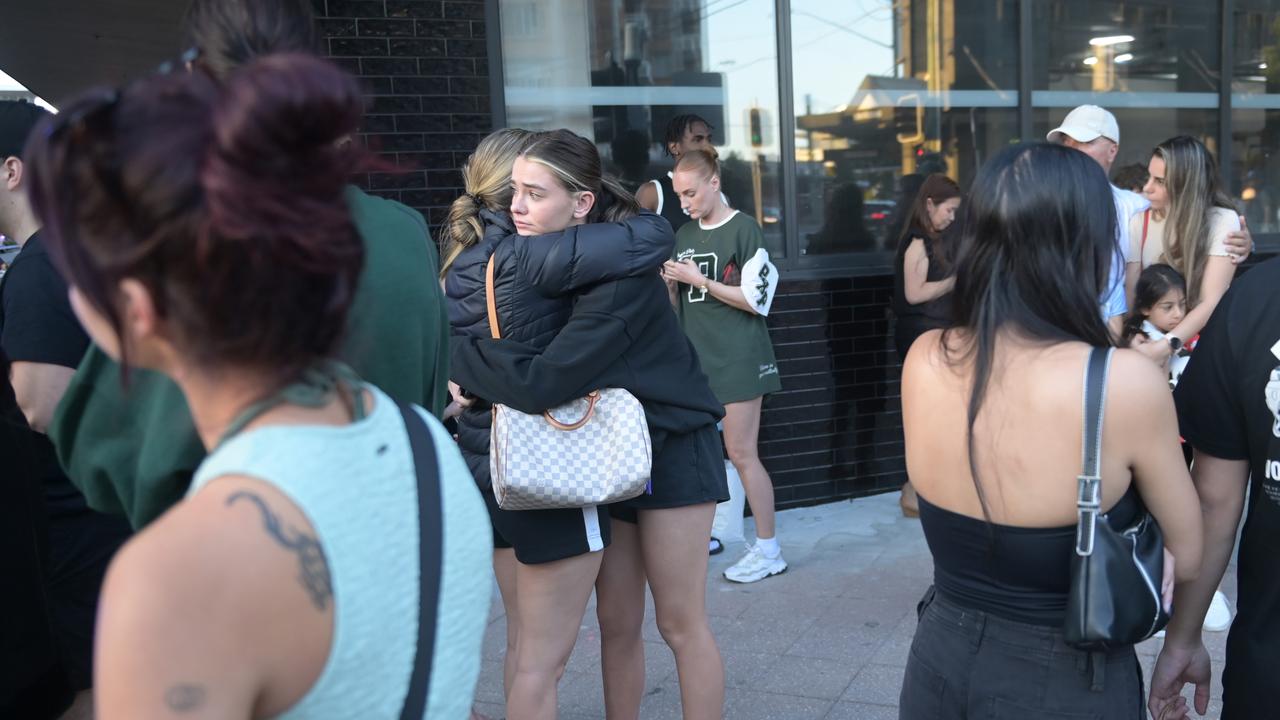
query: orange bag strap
[{"left": 485, "top": 254, "right": 501, "bottom": 340}]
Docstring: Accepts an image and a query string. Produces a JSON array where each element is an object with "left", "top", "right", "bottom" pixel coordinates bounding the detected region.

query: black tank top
[
  {"left": 918, "top": 485, "right": 1143, "bottom": 626},
  {"left": 654, "top": 175, "right": 691, "bottom": 232}
]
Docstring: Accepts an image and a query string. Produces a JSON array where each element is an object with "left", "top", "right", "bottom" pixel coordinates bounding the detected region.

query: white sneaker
[
  {"left": 723, "top": 544, "right": 787, "bottom": 583},
  {"left": 1203, "top": 591, "right": 1232, "bottom": 632}
]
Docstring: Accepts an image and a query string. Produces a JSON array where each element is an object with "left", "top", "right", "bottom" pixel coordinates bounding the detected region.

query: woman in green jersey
[{"left": 662, "top": 148, "right": 786, "bottom": 584}]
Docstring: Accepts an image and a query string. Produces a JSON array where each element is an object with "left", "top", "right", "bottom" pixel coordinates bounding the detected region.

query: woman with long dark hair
[
  {"left": 898, "top": 143, "right": 1202, "bottom": 718},
  {"left": 26, "top": 55, "right": 491, "bottom": 719},
  {"left": 891, "top": 173, "right": 961, "bottom": 516}
]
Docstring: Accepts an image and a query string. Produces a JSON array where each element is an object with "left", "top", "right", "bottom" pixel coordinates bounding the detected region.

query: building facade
[{"left": 313, "top": 0, "right": 1280, "bottom": 509}]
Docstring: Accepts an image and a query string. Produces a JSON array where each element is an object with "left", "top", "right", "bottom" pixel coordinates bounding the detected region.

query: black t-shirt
[
  {"left": 1174, "top": 256, "right": 1280, "bottom": 718},
  {"left": 0, "top": 347, "right": 58, "bottom": 705},
  {"left": 0, "top": 232, "right": 127, "bottom": 579},
  {"left": 0, "top": 233, "right": 89, "bottom": 369}
]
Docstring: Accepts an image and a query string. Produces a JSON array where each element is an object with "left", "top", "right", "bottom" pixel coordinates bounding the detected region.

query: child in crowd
[{"left": 1122, "top": 264, "right": 1190, "bottom": 385}]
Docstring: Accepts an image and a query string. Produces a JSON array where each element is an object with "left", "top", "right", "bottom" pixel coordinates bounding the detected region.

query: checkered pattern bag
[
  {"left": 483, "top": 256, "right": 652, "bottom": 510},
  {"left": 490, "top": 389, "right": 653, "bottom": 510}
]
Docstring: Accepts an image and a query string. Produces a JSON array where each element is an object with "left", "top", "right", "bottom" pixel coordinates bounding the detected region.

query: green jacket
[{"left": 48, "top": 187, "right": 449, "bottom": 528}]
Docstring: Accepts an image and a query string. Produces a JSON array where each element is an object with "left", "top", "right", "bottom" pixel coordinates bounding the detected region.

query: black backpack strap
[
  {"left": 397, "top": 403, "right": 444, "bottom": 720},
  {"left": 1075, "top": 347, "right": 1113, "bottom": 557}
]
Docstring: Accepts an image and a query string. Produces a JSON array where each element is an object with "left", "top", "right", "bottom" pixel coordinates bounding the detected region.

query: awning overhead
[{"left": 0, "top": 0, "right": 183, "bottom": 107}]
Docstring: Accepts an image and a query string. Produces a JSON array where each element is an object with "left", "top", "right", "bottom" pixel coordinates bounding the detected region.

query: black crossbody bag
[
  {"left": 1064, "top": 347, "right": 1170, "bottom": 650},
  {"left": 396, "top": 403, "right": 444, "bottom": 720}
]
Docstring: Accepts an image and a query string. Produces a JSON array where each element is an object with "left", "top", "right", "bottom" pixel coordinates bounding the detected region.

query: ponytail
[{"left": 440, "top": 127, "right": 536, "bottom": 278}]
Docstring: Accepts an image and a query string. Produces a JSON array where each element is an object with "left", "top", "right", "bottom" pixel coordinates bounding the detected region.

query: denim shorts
[{"left": 899, "top": 587, "right": 1145, "bottom": 720}]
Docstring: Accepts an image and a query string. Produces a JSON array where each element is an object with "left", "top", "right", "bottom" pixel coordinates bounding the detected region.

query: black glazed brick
[
  {"left": 443, "top": 1, "right": 485, "bottom": 20},
  {"left": 387, "top": 0, "right": 445, "bottom": 19},
  {"left": 390, "top": 38, "right": 448, "bottom": 57},
  {"left": 358, "top": 18, "right": 417, "bottom": 36},
  {"left": 327, "top": 1, "right": 386, "bottom": 18},
  {"left": 330, "top": 38, "right": 389, "bottom": 56}
]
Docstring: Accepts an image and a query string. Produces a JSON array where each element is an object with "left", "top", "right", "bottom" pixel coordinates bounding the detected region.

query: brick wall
[
  {"left": 762, "top": 277, "right": 906, "bottom": 508},
  {"left": 314, "top": 0, "right": 492, "bottom": 228}
]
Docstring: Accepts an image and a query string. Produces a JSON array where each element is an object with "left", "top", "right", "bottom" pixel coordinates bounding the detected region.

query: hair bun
[{"left": 201, "top": 53, "right": 365, "bottom": 271}]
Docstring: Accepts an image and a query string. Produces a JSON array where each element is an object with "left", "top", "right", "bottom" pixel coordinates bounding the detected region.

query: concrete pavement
[{"left": 472, "top": 492, "right": 1234, "bottom": 719}]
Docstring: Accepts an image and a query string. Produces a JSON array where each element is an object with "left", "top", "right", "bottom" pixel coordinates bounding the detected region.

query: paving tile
[
  {"left": 841, "top": 663, "right": 908, "bottom": 707},
  {"left": 825, "top": 701, "right": 899, "bottom": 720},
  {"left": 724, "top": 688, "right": 834, "bottom": 720},
  {"left": 743, "top": 654, "right": 861, "bottom": 700}
]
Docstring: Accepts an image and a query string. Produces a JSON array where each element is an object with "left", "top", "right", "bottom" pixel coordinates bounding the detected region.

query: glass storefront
[{"left": 496, "top": 1, "right": 1280, "bottom": 274}]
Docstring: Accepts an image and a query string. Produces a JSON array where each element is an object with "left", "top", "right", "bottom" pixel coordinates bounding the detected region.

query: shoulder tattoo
[
  {"left": 226, "top": 491, "right": 333, "bottom": 611},
  {"left": 164, "top": 684, "right": 206, "bottom": 713}
]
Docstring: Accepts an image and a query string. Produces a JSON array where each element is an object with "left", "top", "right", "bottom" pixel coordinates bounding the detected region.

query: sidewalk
[{"left": 472, "top": 492, "right": 1234, "bottom": 719}]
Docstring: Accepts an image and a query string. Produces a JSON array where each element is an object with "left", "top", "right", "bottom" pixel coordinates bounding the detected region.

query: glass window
[
  {"left": 1230, "top": 1, "right": 1280, "bottom": 239},
  {"left": 499, "top": 0, "right": 786, "bottom": 256},
  {"left": 791, "top": 0, "right": 1018, "bottom": 258}
]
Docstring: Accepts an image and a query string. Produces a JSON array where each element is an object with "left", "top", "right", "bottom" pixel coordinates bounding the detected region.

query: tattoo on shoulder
[
  {"left": 226, "top": 491, "right": 333, "bottom": 611},
  {"left": 164, "top": 684, "right": 206, "bottom": 713}
]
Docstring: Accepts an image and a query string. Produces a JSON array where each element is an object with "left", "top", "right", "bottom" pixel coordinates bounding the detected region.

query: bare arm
[
  {"left": 1124, "top": 260, "right": 1140, "bottom": 310},
  {"left": 1170, "top": 255, "right": 1234, "bottom": 342},
  {"left": 1148, "top": 453, "right": 1248, "bottom": 719},
  {"left": 662, "top": 259, "right": 762, "bottom": 315},
  {"left": 902, "top": 238, "right": 954, "bottom": 305},
  {"left": 1115, "top": 351, "right": 1203, "bottom": 581},
  {"left": 10, "top": 361, "right": 74, "bottom": 433}
]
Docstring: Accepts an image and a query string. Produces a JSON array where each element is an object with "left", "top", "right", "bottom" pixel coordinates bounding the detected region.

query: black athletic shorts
[
  {"left": 481, "top": 482, "right": 611, "bottom": 565},
  {"left": 610, "top": 423, "right": 729, "bottom": 524}
]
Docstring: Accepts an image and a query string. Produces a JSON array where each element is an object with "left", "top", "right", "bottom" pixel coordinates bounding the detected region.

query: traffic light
[{"left": 749, "top": 108, "right": 763, "bottom": 148}]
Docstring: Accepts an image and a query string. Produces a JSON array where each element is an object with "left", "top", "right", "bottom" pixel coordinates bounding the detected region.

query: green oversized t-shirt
[
  {"left": 672, "top": 211, "right": 781, "bottom": 404},
  {"left": 47, "top": 186, "right": 450, "bottom": 528}
]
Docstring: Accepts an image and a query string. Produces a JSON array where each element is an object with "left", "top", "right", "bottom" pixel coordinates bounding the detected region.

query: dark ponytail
[{"left": 27, "top": 53, "right": 367, "bottom": 382}]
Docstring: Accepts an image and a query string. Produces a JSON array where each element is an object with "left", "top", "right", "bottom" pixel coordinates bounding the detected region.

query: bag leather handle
[
  {"left": 544, "top": 390, "right": 600, "bottom": 431},
  {"left": 485, "top": 254, "right": 501, "bottom": 340},
  {"left": 1075, "top": 347, "right": 1113, "bottom": 557}
]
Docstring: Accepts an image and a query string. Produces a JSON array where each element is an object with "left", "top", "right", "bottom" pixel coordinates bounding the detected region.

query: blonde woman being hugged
[
  {"left": 1126, "top": 136, "right": 1240, "bottom": 367},
  {"left": 662, "top": 148, "right": 785, "bottom": 584}
]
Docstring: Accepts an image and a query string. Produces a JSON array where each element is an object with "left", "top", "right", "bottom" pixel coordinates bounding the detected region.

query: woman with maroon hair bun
[{"left": 25, "top": 53, "right": 491, "bottom": 719}]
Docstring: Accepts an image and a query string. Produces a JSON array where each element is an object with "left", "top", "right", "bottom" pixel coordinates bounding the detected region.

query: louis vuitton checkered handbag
[{"left": 484, "top": 255, "right": 652, "bottom": 510}]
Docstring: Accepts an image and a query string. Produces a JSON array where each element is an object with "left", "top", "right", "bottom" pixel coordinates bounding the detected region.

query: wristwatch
[
  {"left": 1167, "top": 335, "right": 1183, "bottom": 353},
  {"left": 697, "top": 280, "right": 709, "bottom": 292}
]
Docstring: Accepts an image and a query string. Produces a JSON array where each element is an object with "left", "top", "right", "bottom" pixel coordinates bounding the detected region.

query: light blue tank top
[{"left": 189, "top": 385, "right": 491, "bottom": 719}]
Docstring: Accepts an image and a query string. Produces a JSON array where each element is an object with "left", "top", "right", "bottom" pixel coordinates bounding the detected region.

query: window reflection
[
  {"left": 792, "top": 1, "right": 1017, "bottom": 257},
  {"left": 499, "top": 0, "right": 786, "bottom": 256},
  {"left": 1231, "top": 2, "right": 1280, "bottom": 234}
]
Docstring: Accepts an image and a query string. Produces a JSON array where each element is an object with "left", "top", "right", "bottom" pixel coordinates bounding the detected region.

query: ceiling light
[
  {"left": 1083, "top": 57, "right": 1098, "bottom": 66},
  {"left": 1090, "top": 35, "right": 1135, "bottom": 46},
  {"left": 1115, "top": 53, "right": 1134, "bottom": 63}
]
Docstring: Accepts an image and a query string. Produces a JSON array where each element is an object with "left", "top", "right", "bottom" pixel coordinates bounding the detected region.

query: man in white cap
[{"left": 1047, "top": 104, "right": 1252, "bottom": 334}]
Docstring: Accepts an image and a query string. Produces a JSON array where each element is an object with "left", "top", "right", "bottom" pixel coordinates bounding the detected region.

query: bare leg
[
  {"left": 639, "top": 504, "right": 724, "bottom": 719},
  {"left": 722, "top": 397, "right": 774, "bottom": 539},
  {"left": 493, "top": 547, "right": 520, "bottom": 699},
  {"left": 595, "top": 520, "right": 646, "bottom": 720},
  {"left": 506, "top": 551, "right": 603, "bottom": 720}
]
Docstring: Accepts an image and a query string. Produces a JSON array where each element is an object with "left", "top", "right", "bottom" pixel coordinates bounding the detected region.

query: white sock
[{"left": 756, "top": 536, "right": 780, "bottom": 558}]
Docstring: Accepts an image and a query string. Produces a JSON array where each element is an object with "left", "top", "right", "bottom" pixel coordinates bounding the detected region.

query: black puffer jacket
[{"left": 444, "top": 209, "right": 676, "bottom": 487}]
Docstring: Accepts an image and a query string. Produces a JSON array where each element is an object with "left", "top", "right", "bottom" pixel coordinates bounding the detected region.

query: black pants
[{"left": 900, "top": 587, "right": 1145, "bottom": 720}]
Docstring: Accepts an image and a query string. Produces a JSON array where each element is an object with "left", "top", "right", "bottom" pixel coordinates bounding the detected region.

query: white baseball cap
[{"left": 1047, "top": 105, "right": 1120, "bottom": 145}]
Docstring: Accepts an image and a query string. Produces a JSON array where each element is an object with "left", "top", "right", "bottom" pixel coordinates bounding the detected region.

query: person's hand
[
  {"left": 1162, "top": 548, "right": 1175, "bottom": 613},
  {"left": 1225, "top": 216, "right": 1253, "bottom": 265},
  {"left": 449, "top": 380, "right": 474, "bottom": 409},
  {"left": 662, "top": 259, "right": 707, "bottom": 287},
  {"left": 442, "top": 400, "right": 464, "bottom": 422},
  {"left": 1135, "top": 336, "right": 1175, "bottom": 366},
  {"left": 1129, "top": 333, "right": 1151, "bottom": 350},
  {"left": 1148, "top": 640, "right": 1211, "bottom": 720}
]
